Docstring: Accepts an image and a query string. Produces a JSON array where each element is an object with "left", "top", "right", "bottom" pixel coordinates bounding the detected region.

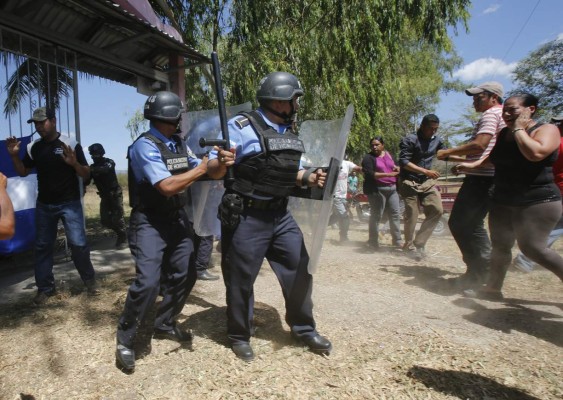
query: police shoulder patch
[
  {"left": 234, "top": 116, "right": 250, "bottom": 129},
  {"left": 147, "top": 151, "right": 161, "bottom": 159}
]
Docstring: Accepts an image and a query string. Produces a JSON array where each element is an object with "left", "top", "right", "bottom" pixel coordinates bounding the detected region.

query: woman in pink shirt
[{"left": 363, "top": 136, "right": 402, "bottom": 249}]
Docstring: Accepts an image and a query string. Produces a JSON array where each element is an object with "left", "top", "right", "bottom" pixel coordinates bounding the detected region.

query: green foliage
[
  {"left": 1, "top": 53, "right": 74, "bottom": 117},
  {"left": 438, "top": 105, "right": 480, "bottom": 146},
  {"left": 224, "top": 0, "right": 469, "bottom": 161},
  {"left": 512, "top": 39, "right": 563, "bottom": 116},
  {"left": 148, "top": 0, "right": 232, "bottom": 110},
  {"left": 125, "top": 109, "right": 147, "bottom": 140},
  {"left": 149, "top": 0, "right": 471, "bottom": 160}
]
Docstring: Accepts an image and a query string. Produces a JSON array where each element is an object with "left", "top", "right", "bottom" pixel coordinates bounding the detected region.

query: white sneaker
[
  {"left": 406, "top": 247, "right": 425, "bottom": 261},
  {"left": 512, "top": 255, "right": 535, "bottom": 273},
  {"left": 414, "top": 247, "right": 426, "bottom": 261}
]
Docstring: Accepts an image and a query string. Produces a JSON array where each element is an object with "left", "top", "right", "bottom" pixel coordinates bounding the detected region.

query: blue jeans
[
  {"left": 35, "top": 200, "right": 95, "bottom": 293},
  {"left": 331, "top": 197, "right": 350, "bottom": 240}
]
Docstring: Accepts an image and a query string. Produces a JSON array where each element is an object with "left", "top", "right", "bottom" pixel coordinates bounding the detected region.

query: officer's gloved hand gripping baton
[{"left": 199, "top": 51, "right": 234, "bottom": 189}]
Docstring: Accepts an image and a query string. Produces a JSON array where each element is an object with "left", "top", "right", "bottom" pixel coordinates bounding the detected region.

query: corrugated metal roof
[{"left": 0, "top": 0, "right": 210, "bottom": 88}]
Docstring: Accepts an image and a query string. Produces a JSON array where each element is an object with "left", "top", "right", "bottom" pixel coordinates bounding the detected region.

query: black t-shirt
[
  {"left": 490, "top": 125, "right": 560, "bottom": 206},
  {"left": 22, "top": 134, "right": 88, "bottom": 204}
]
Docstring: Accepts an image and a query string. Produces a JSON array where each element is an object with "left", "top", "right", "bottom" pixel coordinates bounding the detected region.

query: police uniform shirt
[
  {"left": 209, "top": 109, "right": 303, "bottom": 199},
  {"left": 209, "top": 109, "right": 296, "bottom": 164},
  {"left": 129, "top": 124, "right": 201, "bottom": 185}
]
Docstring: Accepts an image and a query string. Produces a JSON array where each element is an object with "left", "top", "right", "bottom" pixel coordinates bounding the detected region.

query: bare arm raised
[{"left": 0, "top": 172, "right": 15, "bottom": 240}]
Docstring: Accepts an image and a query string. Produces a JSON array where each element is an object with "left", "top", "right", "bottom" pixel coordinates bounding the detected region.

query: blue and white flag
[{"left": 0, "top": 135, "right": 37, "bottom": 255}]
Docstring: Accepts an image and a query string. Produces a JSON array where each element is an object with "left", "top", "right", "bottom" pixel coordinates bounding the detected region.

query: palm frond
[{"left": 3, "top": 57, "right": 73, "bottom": 116}]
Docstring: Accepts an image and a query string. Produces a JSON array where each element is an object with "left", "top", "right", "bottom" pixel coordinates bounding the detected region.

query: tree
[
  {"left": 363, "top": 43, "right": 464, "bottom": 161},
  {"left": 145, "top": 0, "right": 471, "bottom": 157},
  {"left": 512, "top": 38, "right": 563, "bottom": 116},
  {"left": 148, "top": 0, "right": 232, "bottom": 110},
  {"left": 224, "top": 1, "right": 469, "bottom": 158},
  {"left": 439, "top": 106, "right": 480, "bottom": 146},
  {"left": 126, "top": 109, "right": 148, "bottom": 141},
  {"left": 1, "top": 54, "right": 74, "bottom": 117},
  {"left": 126, "top": 0, "right": 232, "bottom": 138}
]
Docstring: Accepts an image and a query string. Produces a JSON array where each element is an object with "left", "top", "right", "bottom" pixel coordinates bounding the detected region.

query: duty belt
[
  {"left": 242, "top": 195, "right": 288, "bottom": 211},
  {"left": 134, "top": 205, "right": 182, "bottom": 219},
  {"left": 406, "top": 175, "right": 428, "bottom": 184}
]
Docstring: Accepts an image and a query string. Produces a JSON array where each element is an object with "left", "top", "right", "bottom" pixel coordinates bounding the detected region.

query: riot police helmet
[
  {"left": 88, "top": 143, "right": 105, "bottom": 157},
  {"left": 256, "top": 72, "right": 304, "bottom": 103},
  {"left": 143, "top": 91, "right": 185, "bottom": 123}
]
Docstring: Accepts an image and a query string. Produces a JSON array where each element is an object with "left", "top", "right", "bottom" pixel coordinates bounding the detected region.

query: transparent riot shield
[
  {"left": 289, "top": 104, "right": 354, "bottom": 273},
  {"left": 184, "top": 102, "right": 252, "bottom": 236}
]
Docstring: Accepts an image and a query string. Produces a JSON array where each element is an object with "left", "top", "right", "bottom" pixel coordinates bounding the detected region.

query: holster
[{"left": 218, "top": 193, "right": 244, "bottom": 230}]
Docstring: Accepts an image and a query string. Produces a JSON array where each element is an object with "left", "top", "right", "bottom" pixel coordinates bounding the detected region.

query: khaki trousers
[{"left": 399, "top": 179, "right": 443, "bottom": 249}]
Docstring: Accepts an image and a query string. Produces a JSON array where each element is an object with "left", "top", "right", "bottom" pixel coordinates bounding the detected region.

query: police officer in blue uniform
[
  {"left": 115, "top": 91, "right": 233, "bottom": 372},
  {"left": 207, "top": 72, "right": 332, "bottom": 361}
]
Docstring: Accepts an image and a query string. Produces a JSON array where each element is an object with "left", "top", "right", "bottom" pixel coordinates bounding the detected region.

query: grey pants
[
  {"left": 488, "top": 200, "right": 563, "bottom": 291},
  {"left": 368, "top": 186, "right": 402, "bottom": 245}
]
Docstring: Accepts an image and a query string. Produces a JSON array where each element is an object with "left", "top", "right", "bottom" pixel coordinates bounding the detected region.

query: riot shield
[
  {"left": 183, "top": 102, "right": 252, "bottom": 236},
  {"left": 288, "top": 104, "right": 354, "bottom": 273}
]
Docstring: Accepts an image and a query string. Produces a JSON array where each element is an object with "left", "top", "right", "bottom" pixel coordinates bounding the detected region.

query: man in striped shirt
[{"left": 437, "top": 82, "right": 505, "bottom": 289}]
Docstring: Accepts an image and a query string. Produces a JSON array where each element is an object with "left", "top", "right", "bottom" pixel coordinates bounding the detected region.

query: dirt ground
[{"left": 0, "top": 214, "right": 562, "bottom": 400}]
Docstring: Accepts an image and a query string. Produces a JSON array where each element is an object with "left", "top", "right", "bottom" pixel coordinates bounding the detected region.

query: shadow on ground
[
  {"left": 375, "top": 263, "right": 563, "bottom": 347},
  {"left": 182, "top": 296, "right": 294, "bottom": 351},
  {"left": 453, "top": 297, "right": 563, "bottom": 347},
  {"left": 0, "top": 238, "right": 134, "bottom": 306},
  {"left": 377, "top": 263, "right": 461, "bottom": 296},
  {"left": 408, "top": 365, "right": 541, "bottom": 399}
]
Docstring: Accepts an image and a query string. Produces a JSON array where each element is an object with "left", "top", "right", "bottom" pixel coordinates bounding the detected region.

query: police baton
[{"left": 199, "top": 51, "right": 234, "bottom": 188}]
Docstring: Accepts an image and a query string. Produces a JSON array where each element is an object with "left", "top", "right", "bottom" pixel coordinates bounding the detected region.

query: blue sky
[
  {"left": 3, "top": 0, "right": 561, "bottom": 171},
  {"left": 435, "top": 0, "right": 563, "bottom": 122},
  {"left": 78, "top": 80, "right": 145, "bottom": 171}
]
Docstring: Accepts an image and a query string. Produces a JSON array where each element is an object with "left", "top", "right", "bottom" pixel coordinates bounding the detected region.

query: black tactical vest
[
  {"left": 232, "top": 111, "right": 305, "bottom": 197},
  {"left": 128, "top": 132, "right": 190, "bottom": 213},
  {"left": 90, "top": 157, "right": 120, "bottom": 196}
]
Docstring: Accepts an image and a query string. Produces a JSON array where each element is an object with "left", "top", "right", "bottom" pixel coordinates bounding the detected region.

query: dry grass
[{"left": 0, "top": 191, "right": 561, "bottom": 399}]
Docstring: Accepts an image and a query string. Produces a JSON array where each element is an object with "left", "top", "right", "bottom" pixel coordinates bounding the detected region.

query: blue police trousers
[
  {"left": 117, "top": 209, "right": 196, "bottom": 348},
  {"left": 221, "top": 207, "right": 317, "bottom": 345}
]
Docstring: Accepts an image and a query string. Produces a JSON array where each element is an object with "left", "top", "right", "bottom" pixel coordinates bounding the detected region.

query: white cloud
[
  {"left": 453, "top": 58, "right": 517, "bottom": 81},
  {"left": 556, "top": 32, "right": 563, "bottom": 41},
  {"left": 483, "top": 4, "right": 500, "bottom": 14}
]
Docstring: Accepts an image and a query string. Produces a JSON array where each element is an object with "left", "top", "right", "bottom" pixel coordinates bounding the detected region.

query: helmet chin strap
[
  {"left": 161, "top": 118, "right": 182, "bottom": 133},
  {"left": 263, "top": 100, "right": 296, "bottom": 125}
]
